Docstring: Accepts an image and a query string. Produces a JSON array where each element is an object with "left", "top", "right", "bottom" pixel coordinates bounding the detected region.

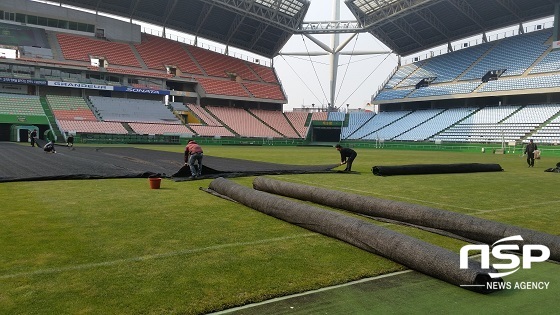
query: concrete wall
[{"left": 0, "top": 0, "right": 141, "bottom": 43}]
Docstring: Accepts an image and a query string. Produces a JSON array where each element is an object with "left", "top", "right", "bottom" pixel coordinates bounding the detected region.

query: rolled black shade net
[
  {"left": 208, "top": 177, "right": 503, "bottom": 293},
  {"left": 371, "top": 163, "right": 503, "bottom": 176},
  {"left": 252, "top": 177, "right": 560, "bottom": 263}
]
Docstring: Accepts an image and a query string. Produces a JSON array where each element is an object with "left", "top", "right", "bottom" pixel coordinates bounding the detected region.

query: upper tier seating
[
  {"left": 384, "top": 63, "right": 421, "bottom": 89},
  {"left": 398, "top": 45, "right": 490, "bottom": 86},
  {"left": 205, "top": 106, "right": 282, "bottom": 138},
  {"left": 187, "top": 45, "right": 260, "bottom": 81},
  {"left": 247, "top": 63, "right": 279, "bottom": 83},
  {"left": 196, "top": 77, "right": 251, "bottom": 98},
  {"left": 374, "top": 88, "right": 413, "bottom": 101},
  {"left": 242, "top": 82, "right": 286, "bottom": 100},
  {"left": 477, "top": 74, "right": 560, "bottom": 93},
  {"left": 408, "top": 82, "right": 481, "bottom": 98},
  {"left": 460, "top": 30, "right": 551, "bottom": 80},
  {"left": 249, "top": 109, "right": 300, "bottom": 138},
  {"left": 530, "top": 49, "right": 560, "bottom": 74},
  {"left": 134, "top": 34, "right": 203, "bottom": 74},
  {"left": 46, "top": 95, "right": 97, "bottom": 121},
  {"left": 57, "top": 33, "right": 141, "bottom": 68},
  {"left": 89, "top": 96, "right": 181, "bottom": 124},
  {"left": 0, "top": 94, "right": 44, "bottom": 116}
]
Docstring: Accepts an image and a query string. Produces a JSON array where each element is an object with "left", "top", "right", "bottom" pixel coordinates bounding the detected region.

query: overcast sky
[{"left": 273, "top": 1, "right": 398, "bottom": 111}]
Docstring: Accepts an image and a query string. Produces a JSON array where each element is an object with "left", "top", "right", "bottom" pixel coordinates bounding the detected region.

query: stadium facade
[{"left": 0, "top": 0, "right": 560, "bottom": 146}]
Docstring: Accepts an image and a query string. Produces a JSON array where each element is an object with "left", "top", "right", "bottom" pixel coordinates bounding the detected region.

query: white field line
[
  {"left": 209, "top": 270, "right": 414, "bottom": 314},
  {"left": 0, "top": 234, "right": 317, "bottom": 280}
]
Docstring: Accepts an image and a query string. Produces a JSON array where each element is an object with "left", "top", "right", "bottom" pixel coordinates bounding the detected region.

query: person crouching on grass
[
  {"left": 43, "top": 140, "right": 56, "bottom": 153},
  {"left": 335, "top": 144, "right": 357, "bottom": 172}
]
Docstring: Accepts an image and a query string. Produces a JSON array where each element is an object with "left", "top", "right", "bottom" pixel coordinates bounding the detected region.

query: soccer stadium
[{"left": 0, "top": 0, "right": 559, "bottom": 314}]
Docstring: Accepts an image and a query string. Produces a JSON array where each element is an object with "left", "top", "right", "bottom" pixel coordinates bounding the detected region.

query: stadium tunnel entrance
[{"left": 310, "top": 120, "right": 342, "bottom": 143}]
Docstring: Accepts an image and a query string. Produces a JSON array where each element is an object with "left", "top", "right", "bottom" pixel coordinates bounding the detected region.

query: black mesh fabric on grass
[
  {"left": 252, "top": 177, "right": 560, "bottom": 263},
  {"left": 0, "top": 142, "right": 337, "bottom": 182},
  {"left": 208, "top": 177, "right": 503, "bottom": 293},
  {"left": 371, "top": 163, "right": 503, "bottom": 176}
]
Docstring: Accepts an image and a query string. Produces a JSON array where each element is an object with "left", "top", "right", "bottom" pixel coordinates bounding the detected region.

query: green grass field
[{"left": 1, "top": 144, "right": 558, "bottom": 314}]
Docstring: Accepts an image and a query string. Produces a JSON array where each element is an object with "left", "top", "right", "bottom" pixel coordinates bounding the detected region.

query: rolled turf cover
[
  {"left": 252, "top": 177, "right": 560, "bottom": 263},
  {"left": 209, "top": 177, "right": 503, "bottom": 293},
  {"left": 371, "top": 163, "right": 503, "bottom": 176}
]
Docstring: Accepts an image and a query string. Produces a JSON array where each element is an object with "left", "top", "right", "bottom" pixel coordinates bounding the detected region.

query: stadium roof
[
  {"left": 345, "top": 0, "right": 558, "bottom": 56},
  {"left": 54, "top": 0, "right": 310, "bottom": 59}
]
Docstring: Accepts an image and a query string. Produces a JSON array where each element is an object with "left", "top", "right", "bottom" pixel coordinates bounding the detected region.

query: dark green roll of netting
[
  {"left": 252, "top": 177, "right": 560, "bottom": 263},
  {"left": 209, "top": 177, "right": 502, "bottom": 293},
  {"left": 371, "top": 163, "right": 503, "bottom": 176}
]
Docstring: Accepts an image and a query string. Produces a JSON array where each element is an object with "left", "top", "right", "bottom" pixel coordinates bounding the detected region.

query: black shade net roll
[
  {"left": 209, "top": 177, "right": 503, "bottom": 293},
  {"left": 371, "top": 163, "right": 503, "bottom": 176},
  {"left": 252, "top": 177, "right": 560, "bottom": 263}
]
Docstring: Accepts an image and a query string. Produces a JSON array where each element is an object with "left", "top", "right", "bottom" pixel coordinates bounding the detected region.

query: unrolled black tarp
[
  {"left": 208, "top": 177, "right": 503, "bottom": 293},
  {"left": 0, "top": 142, "right": 337, "bottom": 182},
  {"left": 371, "top": 163, "right": 503, "bottom": 176},
  {"left": 252, "top": 177, "right": 560, "bottom": 263}
]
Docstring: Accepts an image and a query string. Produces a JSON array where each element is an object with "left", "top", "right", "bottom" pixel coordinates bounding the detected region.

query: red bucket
[{"left": 149, "top": 177, "right": 162, "bottom": 189}]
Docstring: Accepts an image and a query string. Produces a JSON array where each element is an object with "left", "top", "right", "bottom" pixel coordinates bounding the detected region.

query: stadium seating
[
  {"left": 460, "top": 30, "right": 551, "bottom": 80},
  {"left": 478, "top": 74, "right": 560, "bottom": 92},
  {"left": 242, "top": 82, "right": 286, "bottom": 100},
  {"left": 0, "top": 94, "right": 45, "bottom": 116},
  {"left": 341, "top": 112, "right": 375, "bottom": 139},
  {"left": 395, "top": 108, "right": 475, "bottom": 141},
  {"left": 362, "top": 109, "right": 443, "bottom": 140},
  {"left": 57, "top": 120, "right": 129, "bottom": 134},
  {"left": 348, "top": 111, "right": 411, "bottom": 139},
  {"left": 89, "top": 96, "right": 181, "bottom": 124},
  {"left": 284, "top": 111, "right": 310, "bottom": 138},
  {"left": 46, "top": 95, "right": 97, "bottom": 121},
  {"left": 249, "top": 109, "right": 300, "bottom": 138},
  {"left": 134, "top": 34, "right": 203, "bottom": 75},
  {"left": 56, "top": 33, "right": 141, "bottom": 68},
  {"left": 188, "top": 124, "right": 235, "bottom": 137},
  {"left": 185, "top": 104, "right": 222, "bottom": 126},
  {"left": 187, "top": 45, "right": 260, "bottom": 81},
  {"left": 128, "top": 122, "right": 192, "bottom": 135},
  {"left": 247, "top": 63, "right": 280, "bottom": 83},
  {"left": 205, "top": 106, "right": 282, "bottom": 138},
  {"left": 196, "top": 77, "right": 251, "bottom": 98}
]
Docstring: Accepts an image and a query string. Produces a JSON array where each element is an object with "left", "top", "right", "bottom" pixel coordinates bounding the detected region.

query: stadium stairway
[
  {"left": 130, "top": 46, "right": 149, "bottom": 69},
  {"left": 455, "top": 42, "right": 498, "bottom": 82},
  {"left": 203, "top": 107, "right": 239, "bottom": 136},
  {"left": 246, "top": 109, "right": 287, "bottom": 138},
  {"left": 525, "top": 110, "right": 560, "bottom": 140},
  {"left": 40, "top": 97, "right": 64, "bottom": 141},
  {"left": 523, "top": 45, "right": 552, "bottom": 76},
  {"left": 121, "top": 122, "right": 136, "bottom": 134},
  {"left": 283, "top": 112, "right": 303, "bottom": 138},
  {"left": 46, "top": 31, "right": 64, "bottom": 61}
]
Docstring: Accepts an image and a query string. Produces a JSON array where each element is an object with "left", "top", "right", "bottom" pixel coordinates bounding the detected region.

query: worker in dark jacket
[
  {"left": 524, "top": 139, "right": 537, "bottom": 167},
  {"left": 335, "top": 144, "right": 357, "bottom": 172}
]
